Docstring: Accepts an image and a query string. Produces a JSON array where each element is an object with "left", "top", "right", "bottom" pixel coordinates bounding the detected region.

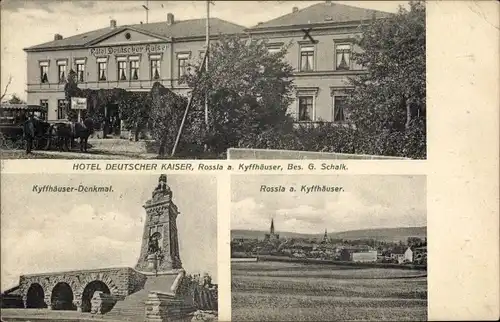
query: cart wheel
[
  {"left": 13, "top": 138, "right": 24, "bottom": 150},
  {"left": 3, "top": 139, "right": 14, "bottom": 150}
]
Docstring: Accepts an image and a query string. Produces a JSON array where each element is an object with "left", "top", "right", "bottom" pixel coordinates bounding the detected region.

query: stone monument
[{"left": 135, "top": 174, "right": 182, "bottom": 272}]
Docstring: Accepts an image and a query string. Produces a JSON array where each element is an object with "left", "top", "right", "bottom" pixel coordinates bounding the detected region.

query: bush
[{"left": 178, "top": 274, "right": 218, "bottom": 311}]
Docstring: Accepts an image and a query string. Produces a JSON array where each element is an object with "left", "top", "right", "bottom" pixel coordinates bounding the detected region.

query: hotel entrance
[{"left": 103, "top": 103, "right": 121, "bottom": 138}]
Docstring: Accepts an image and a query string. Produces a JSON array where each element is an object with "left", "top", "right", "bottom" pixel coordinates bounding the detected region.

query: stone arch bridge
[{"left": 19, "top": 267, "right": 146, "bottom": 313}]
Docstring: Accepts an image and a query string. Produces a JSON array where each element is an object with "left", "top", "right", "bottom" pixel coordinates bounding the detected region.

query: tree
[
  {"left": 64, "top": 69, "right": 83, "bottom": 121},
  {"left": 1, "top": 75, "right": 13, "bottom": 101},
  {"left": 347, "top": 1, "right": 426, "bottom": 158},
  {"left": 119, "top": 91, "right": 150, "bottom": 141},
  {"left": 407, "top": 237, "right": 423, "bottom": 248},
  {"left": 184, "top": 35, "right": 295, "bottom": 154},
  {"left": 148, "top": 82, "right": 188, "bottom": 156},
  {"left": 7, "top": 94, "right": 25, "bottom": 104}
]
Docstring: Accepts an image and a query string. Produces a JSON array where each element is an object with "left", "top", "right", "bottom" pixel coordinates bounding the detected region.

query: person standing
[{"left": 23, "top": 114, "right": 35, "bottom": 154}]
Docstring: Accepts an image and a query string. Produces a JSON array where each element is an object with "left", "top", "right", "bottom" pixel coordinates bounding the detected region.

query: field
[{"left": 232, "top": 261, "right": 427, "bottom": 321}]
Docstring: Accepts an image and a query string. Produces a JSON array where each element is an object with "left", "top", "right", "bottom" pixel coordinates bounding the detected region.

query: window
[
  {"left": 150, "top": 55, "right": 161, "bottom": 80},
  {"left": 118, "top": 61, "right": 127, "bottom": 81},
  {"left": 179, "top": 59, "right": 188, "bottom": 80},
  {"left": 150, "top": 59, "right": 161, "bottom": 80},
  {"left": 335, "top": 44, "right": 351, "bottom": 70},
  {"left": 130, "top": 60, "right": 139, "bottom": 80},
  {"left": 298, "top": 96, "right": 314, "bottom": 121},
  {"left": 76, "top": 61, "right": 85, "bottom": 82},
  {"left": 40, "top": 62, "right": 49, "bottom": 83},
  {"left": 57, "top": 99, "right": 66, "bottom": 120},
  {"left": 333, "top": 96, "right": 348, "bottom": 122},
  {"left": 57, "top": 62, "right": 66, "bottom": 83},
  {"left": 177, "top": 53, "right": 189, "bottom": 81},
  {"left": 98, "top": 61, "right": 107, "bottom": 81},
  {"left": 39, "top": 99, "right": 48, "bottom": 120},
  {"left": 300, "top": 46, "right": 314, "bottom": 72}
]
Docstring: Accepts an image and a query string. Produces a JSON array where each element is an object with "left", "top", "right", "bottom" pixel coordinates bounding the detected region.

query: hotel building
[{"left": 24, "top": 1, "right": 390, "bottom": 122}]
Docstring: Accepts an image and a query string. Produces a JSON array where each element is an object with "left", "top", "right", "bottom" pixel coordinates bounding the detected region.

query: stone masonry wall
[
  {"left": 227, "top": 148, "right": 410, "bottom": 160},
  {"left": 19, "top": 267, "right": 139, "bottom": 309},
  {"left": 126, "top": 268, "right": 147, "bottom": 294}
]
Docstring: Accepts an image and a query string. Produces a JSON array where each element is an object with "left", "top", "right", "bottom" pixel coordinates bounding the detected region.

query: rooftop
[
  {"left": 24, "top": 17, "right": 245, "bottom": 51},
  {"left": 249, "top": 1, "right": 392, "bottom": 30}
]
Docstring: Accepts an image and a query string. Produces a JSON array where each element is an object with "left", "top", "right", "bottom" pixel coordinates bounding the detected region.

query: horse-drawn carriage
[
  {"left": 0, "top": 103, "right": 49, "bottom": 150},
  {"left": 0, "top": 103, "right": 95, "bottom": 152}
]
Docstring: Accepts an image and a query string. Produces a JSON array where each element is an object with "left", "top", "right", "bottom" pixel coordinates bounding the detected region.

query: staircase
[{"left": 103, "top": 274, "right": 179, "bottom": 322}]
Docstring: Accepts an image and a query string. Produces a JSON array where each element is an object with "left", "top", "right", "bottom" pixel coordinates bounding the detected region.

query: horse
[
  {"left": 22, "top": 117, "right": 51, "bottom": 151},
  {"left": 48, "top": 118, "right": 94, "bottom": 152},
  {"left": 33, "top": 118, "right": 51, "bottom": 142}
]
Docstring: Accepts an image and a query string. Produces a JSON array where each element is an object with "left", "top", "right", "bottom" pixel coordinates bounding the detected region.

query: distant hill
[
  {"left": 331, "top": 227, "right": 426, "bottom": 242},
  {"left": 231, "top": 230, "right": 312, "bottom": 240},
  {"left": 231, "top": 226, "right": 426, "bottom": 243}
]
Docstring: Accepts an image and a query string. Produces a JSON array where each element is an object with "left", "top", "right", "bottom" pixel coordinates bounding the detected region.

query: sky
[
  {"left": 0, "top": 173, "right": 217, "bottom": 290},
  {"left": 231, "top": 175, "right": 426, "bottom": 234},
  {"left": 0, "top": 0, "right": 406, "bottom": 101}
]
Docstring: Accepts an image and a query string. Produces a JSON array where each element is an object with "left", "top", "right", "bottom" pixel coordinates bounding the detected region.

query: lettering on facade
[{"left": 89, "top": 44, "right": 167, "bottom": 56}]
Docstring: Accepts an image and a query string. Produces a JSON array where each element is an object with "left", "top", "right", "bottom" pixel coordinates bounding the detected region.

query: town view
[
  {"left": 231, "top": 220, "right": 427, "bottom": 267},
  {"left": 231, "top": 174, "right": 427, "bottom": 321}
]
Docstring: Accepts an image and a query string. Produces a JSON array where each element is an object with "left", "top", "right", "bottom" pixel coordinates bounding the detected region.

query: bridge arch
[
  {"left": 80, "top": 280, "right": 111, "bottom": 313},
  {"left": 26, "top": 283, "right": 46, "bottom": 308},
  {"left": 50, "top": 282, "right": 76, "bottom": 311}
]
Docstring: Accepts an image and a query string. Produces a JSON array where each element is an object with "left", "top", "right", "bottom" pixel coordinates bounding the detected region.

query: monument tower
[{"left": 135, "top": 174, "right": 182, "bottom": 272}]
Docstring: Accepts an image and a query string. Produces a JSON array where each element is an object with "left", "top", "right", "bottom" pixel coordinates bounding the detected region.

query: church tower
[
  {"left": 264, "top": 218, "right": 279, "bottom": 241},
  {"left": 135, "top": 174, "right": 182, "bottom": 273},
  {"left": 323, "top": 229, "right": 328, "bottom": 243}
]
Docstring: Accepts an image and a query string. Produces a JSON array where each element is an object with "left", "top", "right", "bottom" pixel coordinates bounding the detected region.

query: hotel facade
[{"left": 24, "top": 1, "right": 390, "bottom": 123}]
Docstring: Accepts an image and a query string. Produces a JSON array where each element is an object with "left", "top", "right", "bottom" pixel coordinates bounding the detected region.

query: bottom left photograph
[{"left": 0, "top": 173, "right": 218, "bottom": 322}]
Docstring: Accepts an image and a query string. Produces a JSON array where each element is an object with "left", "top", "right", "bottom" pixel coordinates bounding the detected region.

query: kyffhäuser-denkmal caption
[{"left": 32, "top": 185, "right": 113, "bottom": 193}]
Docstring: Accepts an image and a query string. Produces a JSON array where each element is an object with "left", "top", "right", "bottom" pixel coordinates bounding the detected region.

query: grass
[{"left": 231, "top": 261, "right": 427, "bottom": 321}]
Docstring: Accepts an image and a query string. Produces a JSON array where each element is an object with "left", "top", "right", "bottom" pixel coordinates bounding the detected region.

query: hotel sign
[
  {"left": 71, "top": 97, "right": 87, "bottom": 110},
  {"left": 89, "top": 44, "right": 167, "bottom": 56}
]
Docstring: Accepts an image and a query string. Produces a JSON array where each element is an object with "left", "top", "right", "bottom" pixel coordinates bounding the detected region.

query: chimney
[
  {"left": 167, "top": 13, "right": 175, "bottom": 25},
  {"left": 292, "top": 7, "right": 299, "bottom": 13},
  {"left": 54, "top": 34, "right": 63, "bottom": 41},
  {"left": 110, "top": 19, "right": 117, "bottom": 28}
]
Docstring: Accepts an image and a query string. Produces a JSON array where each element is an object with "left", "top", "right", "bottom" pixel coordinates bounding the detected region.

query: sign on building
[
  {"left": 89, "top": 44, "right": 167, "bottom": 56},
  {"left": 71, "top": 97, "right": 87, "bottom": 110}
]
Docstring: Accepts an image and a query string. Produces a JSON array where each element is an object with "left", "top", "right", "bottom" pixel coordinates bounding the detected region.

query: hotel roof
[
  {"left": 248, "top": 1, "right": 392, "bottom": 30},
  {"left": 24, "top": 18, "right": 245, "bottom": 51}
]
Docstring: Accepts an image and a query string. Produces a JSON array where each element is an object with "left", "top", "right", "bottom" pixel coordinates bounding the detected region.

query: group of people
[{"left": 101, "top": 115, "right": 121, "bottom": 138}]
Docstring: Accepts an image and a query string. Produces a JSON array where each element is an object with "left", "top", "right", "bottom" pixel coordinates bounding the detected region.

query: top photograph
[{"left": 0, "top": 0, "right": 426, "bottom": 160}]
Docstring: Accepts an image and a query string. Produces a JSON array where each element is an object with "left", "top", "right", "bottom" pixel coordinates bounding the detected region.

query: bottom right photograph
[{"left": 230, "top": 175, "right": 427, "bottom": 321}]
